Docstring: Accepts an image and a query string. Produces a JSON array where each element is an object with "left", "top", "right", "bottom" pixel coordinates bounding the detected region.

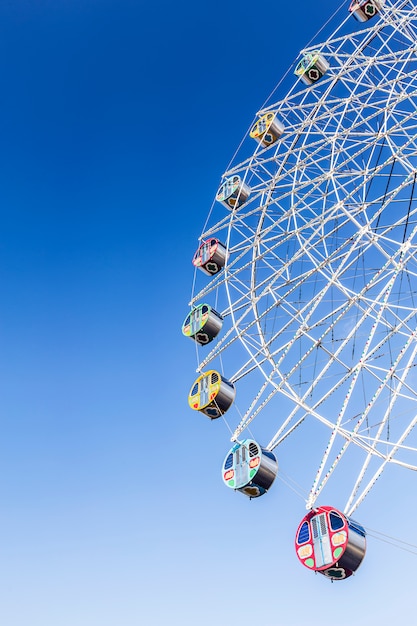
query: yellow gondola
[
  {"left": 250, "top": 113, "right": 285, "bottom": 147},
  {"left": 188, "top": 370, "right": 235, "bottom": 419}
]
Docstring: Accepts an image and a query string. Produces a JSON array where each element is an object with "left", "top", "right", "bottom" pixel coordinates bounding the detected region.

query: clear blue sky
[{"left": 0, "top": 1, "right": 416, "bottom": 624}]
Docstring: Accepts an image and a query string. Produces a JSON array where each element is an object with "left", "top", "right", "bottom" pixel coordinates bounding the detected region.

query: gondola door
[
  {"left": 199, "top": 374, "right": 210, "bottom": 409},
  {"left": 200, "top": 241, "right": 211, "bottom": 265},
  {"left": 311, "top": 513, "right": 332, "bottom": 568},
  {"left": 234, "top": 444, "right": 249, "bottom": 488},
  {"left": 189, "top": 307, "right": 201, "bottom": 336}
]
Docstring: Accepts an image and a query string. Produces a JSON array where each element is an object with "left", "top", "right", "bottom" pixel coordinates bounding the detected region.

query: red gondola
[
  {"left": 192, "top": 238, "right": 227, "bottom": 276},
  {"left": 295, "top": 506, "right": 366, "bottom": 580}
]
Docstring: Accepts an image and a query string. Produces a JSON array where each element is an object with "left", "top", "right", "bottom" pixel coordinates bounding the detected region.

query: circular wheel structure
[{"left": 188, "top": 0, "right": 417, "bottom": 522}]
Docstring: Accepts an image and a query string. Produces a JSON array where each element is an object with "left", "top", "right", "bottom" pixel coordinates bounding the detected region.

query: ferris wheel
[{"left": 183, "top": 0, "right": 417, "bottom": 580}]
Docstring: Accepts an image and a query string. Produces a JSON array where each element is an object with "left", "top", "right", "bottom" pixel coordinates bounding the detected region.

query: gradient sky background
[{"left": 1, "top": 1, "right": 417, "bottom": 624}]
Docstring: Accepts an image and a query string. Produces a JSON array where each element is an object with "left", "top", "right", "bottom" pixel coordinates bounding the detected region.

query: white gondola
[
  {"left": 294, "top": 51, "right": 329, "bottom": 85},
  {"left": 349, "top": 0, "right": 384, "bottom": 22},
  {"left": 216, "top": 175, "right": 251, "bottom": 210},
  {"left": 222, "top": 439, "right": 278, "bottom": 498},
  {"left": 182, "top": 304, "right": 223, "bottom": 345}
]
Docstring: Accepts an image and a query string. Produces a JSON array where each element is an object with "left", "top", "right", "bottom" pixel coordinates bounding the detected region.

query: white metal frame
[{"left": 191, "top": 0, "right": 417, "bottom": 515}]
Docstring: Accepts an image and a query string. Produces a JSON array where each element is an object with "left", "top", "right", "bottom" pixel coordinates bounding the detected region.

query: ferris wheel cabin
[
  {"left": 349, "top": 0, "right": 384, "bottom": 22},
  {"left": 192, "top": 238, "right": 227, "bottom": 276},
  {"left": 295, "top": 506, "right": 366, "bottom": 580},
  {"left": 222, "top": 439, "right": 278, "bottom": 498},
  {"left": 294, "top": 52, "right": 329, "bottom": 85},
  {"left": 182, "top": 304, "right": 223, "bottom": 345},
  {"left": 188, "top": 370, "right": 235, "bottom": 419},
  {"left": 250, "top": 113, "right": 285, "bottom": 147},
  {"left": 216, "top": 175, "right": 251, "bottom": 210}
]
